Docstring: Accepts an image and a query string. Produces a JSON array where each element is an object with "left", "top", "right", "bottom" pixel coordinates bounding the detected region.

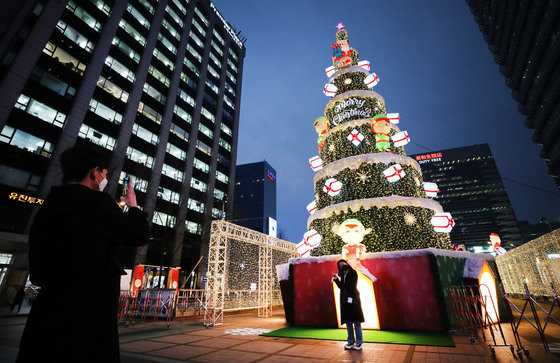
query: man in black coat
[
  {"left": 333, "top": 259, "right": 364, "bottom": 350},
  {"left": 17, "top": 145, "right": 150, "bottom": 363}
]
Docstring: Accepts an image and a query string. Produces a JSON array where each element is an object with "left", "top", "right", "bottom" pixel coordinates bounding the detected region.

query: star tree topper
[{"left": 335, "top": 22, "right": 345, "bottom": 30}]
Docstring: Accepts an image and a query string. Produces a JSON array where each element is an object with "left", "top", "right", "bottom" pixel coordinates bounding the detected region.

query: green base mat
[{"left": 261, "top": 326, "right": 454, "bottom": 347}]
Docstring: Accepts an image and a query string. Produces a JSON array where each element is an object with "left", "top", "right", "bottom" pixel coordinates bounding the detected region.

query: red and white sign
[
  {"left": 453, "top": 245, "right": 465, "bottom": 251},
  {"left": 423, "top": 182, "right": 439, "bottom": 198},
  {"left": 325, "top": 66, "right": 336, "bottom": 78},
  {"left": 357, "top": 60, "right": 371, "bottom": 72},
  {"left": 386, "top": 113, "right": 401, "bottom": 124},
  {"left": 383, "top": 164, "right": 405, "bottom": 182},
  {"left": 306, "top": 201, "right": 317, "bottom": 214},
  {"left": 391, "top": 131, "right": 410, "bottom": 147},
  {"left": 364, "top": 73, "right": 379, "bottom": 88},
  {"left": 415, "top": 152, "right": 443, "bottom": 161},
  {"left": 431, "top": 213, "right": 455, "bottom": 233},
  {"left": 347, "top": 129, "right": 364, "bottom": 146},
  {"left": 309, "top": 156, "right": 323, "bottom": 172},
  {"left": 323, "top": 178, "right": 342, "bottom": 196},
  {"left": 323, "top": 83, "right": 338, "bottom": 97},
  {"left": 131, "top": 265, "right": 144, "bottom": 292}
]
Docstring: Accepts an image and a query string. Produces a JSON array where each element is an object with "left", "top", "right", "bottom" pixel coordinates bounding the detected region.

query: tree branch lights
[{"left": 301, "top": 26, "right": 453, "bottom": 255}]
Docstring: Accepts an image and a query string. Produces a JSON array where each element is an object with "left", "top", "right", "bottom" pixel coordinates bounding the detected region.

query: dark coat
[
  {"left": 334, "top": 267, "right": 365, "bottom": 324},
  {"left": 17, "top": 184, "right": 150, "bottom": 363}
]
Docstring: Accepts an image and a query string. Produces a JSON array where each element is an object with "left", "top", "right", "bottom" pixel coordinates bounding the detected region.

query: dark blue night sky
[{"left": 213, "top": 0, "right": 560, "bottom": 242}]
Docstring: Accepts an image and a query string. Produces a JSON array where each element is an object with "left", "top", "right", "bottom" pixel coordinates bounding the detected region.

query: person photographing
[
  {"left": 332, "top": 259, "right": 364, "bottom": 350},
  {"left": 17, "top": 145, "right": 150, "bottom": 362}
]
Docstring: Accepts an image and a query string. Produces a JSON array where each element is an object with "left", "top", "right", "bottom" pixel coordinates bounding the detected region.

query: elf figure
[
  {"left": 371, "top": 115, "right": 392, "bottom": 153},
  {"left": 334, "top": 219, "right": 370, "bottom": 266},
  {"left": 314, "top": 116, "right": 330, "bottom": 150}
]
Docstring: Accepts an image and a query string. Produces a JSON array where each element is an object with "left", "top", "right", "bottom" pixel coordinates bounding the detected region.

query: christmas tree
[{"left": 304, "top": 25, "right": 453, "bottom": 256}]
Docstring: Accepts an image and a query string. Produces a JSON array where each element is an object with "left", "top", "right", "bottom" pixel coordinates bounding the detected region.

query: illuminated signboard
[
  {"left": 8, "top": 192, "right": 44, "bottom": 205},
  {"left": 415, "top": 152, "right": 442, "bottom": 163},
  {"left": 267, "top": 170, "right": 276, "bottom": 183}
]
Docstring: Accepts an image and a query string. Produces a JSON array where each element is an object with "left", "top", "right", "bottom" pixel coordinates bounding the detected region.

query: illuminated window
[
  {"left": 213, "top": 30, "right": 225, "bottom": 45},
  {"left": 187, "top": 198, "right": 205, "bottom": 213},
  {"left": 89, "top": 99, "right": 122, "bottom": 124},
  {"left": 153, "top": 211, "right": 176, "bottom": 228},
  {"left": 178, "top": 90, "right": 195, "bottom": 107},
  {"left": 143, "top": 82, "right": 166, "bottom": 104},
  {"left": 105, "top": 56, "right": 135, "bottom": 81},
  {"left": 205, "top": 79, "right": 218, "bottom": 94},
  {"left": 137, "top": 0, "right": 154, "bottom": 14},
  {"left": 79, "top": 124, "right": 115, "bottom": 150},
  {"left": 219, "top": 138, "right": 231, "bottom": 151},
  {"left": 158, "top": 186, "right": 180, "bottom": 204},
  {"left": 166, "top": 142, "right": 186, "bottom": 160},
  {"left": 56, "top": 20, "right": 95, "bottom": 52},
  {"left": 170, "top": 124, "right": 189, "bottom": 141},
  {"left": 198, "top": 123, "right": 213, "bottom": 139},
  {"left": 187, "top": 44, "right": 202, "bottom": 62},
  {"left": 126, "top": 4, "right": 150, "bottom": 28},
  {"left": 207, "top": 64, "right": 220, "bottom": 79},
  {"left": 113, "top": 37, "right": 140, "bottom": 63},
  {"left": 165, "top": 6, "right": 183, "bottom": 27},
  {"left": 66, "top": 1, "right": 101, "bottom": 31},
  {"left": 225, "top": 83, "right": 235, "bottom": 96},
  {"left": 137, "top": 102, "right": 162, "bottom": 124},
  {"left": 132, "top": 124, "right": 159, "bottom": 145},
  {"left": 0, "top": 126, "right": 54, "bottom": 157},
  {"left": 180, "top": 72, "right": 196, "bottom": 89},
  {"left": 184, "top": 58, "right": 200, "bottom": 77},
  {"left": 227, "top": 59, "right": 238, "bottom": 72},
  {"left": 227, "top": 70, "right": 236, "bottom": 84},
  {"left": 15, "top": 95, "right": 66, "bottom": 127},
  {"left": 157, "top": 33, "right": 177, "bottom": 54},
  {"left": 214, "top": 188, "right": 225, "bottom": 200},
  {"left": 93, "top": 0, "right": 111, "bottom": 15},
  {"left": 162, "top": 19, "right": 179, "bottom": 40},
  {"left": 162, "top": 163, "right": 183, "bottom": 182},
  {"left": 42, "top": 42, "right": 86, "bottom": 75},
  {"left": 196, "top": 140, "right": 211, "bottom": 155},
  {"left": 126, "top": 146, "right": 154, "bottom": 167},
  {"left": 119, "top": 172, "right": 148, "bottom": 192},
  {"left": 148, "top": 65, "right": 170, "bottom": 86},
  {"left": 97, "top": 75, "right": 129, "bottom": 102},
  {"left": 194, "top": 158, "right": 209, "bottom": 173},
  {"left": 118, "top": 19, "right": 146, "bottom": 46},
  {"left": 216, "top": 171, "right": 228, "bottom": 184},
  {"left": 190, "top": 177, "right": 207, "bottom": 192},
  {"left": 221, "top": 123, "right": 232, "bottom": 136},
  {"left": 189, "top": 31, "right": 204, "bottom": 48},
  {"left": 212, "top": 208, "right": 224, "bottom": 219},
  {"left": 229, "top": 48, "right": 239, "bottom": 61},
  {"left": 201, "top": 107, "right": 215, "bottom": 123},
  {"left": 211, "top": 40, "right": 223, "bottom": 56},
  {"left": 173, "top": 105, "right": 192, "bottom": 122},
  {"left": 209, "top": 52, "right": 221, "bottom": 68},
  {"left": 185, "top": 220, "right": 201, "bottom": 234},
  {"left": 224, "top": 95, "right": 234, "bottom": 109},
  {"left": 192, "top": 18, "right": 206, "bottom": 36},
  {"left": 194, "top": 7, "right": 209, "bottom": 26}
]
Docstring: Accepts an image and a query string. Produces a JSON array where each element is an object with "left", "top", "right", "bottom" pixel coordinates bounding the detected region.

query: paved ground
[{"left": 1, "top": 302, "right": 559, "bottom": 362}]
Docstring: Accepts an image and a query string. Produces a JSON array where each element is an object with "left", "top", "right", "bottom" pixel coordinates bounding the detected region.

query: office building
[
  {"left": 467, "top": 1, "right": 560, "bottom": 189},
  {"left": 0, "top": 0, "right": 245, "bottom": 294},
  {"left": 233, "top": 161, "right": 277, "bottom": 236},
  {"left": 411, "top": 144, "right": 522, "bottom": 251}
]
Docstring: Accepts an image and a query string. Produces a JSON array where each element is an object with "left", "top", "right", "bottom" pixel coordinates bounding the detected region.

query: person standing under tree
[
  {"left": 332, "top": 259, "right": 364, "bottom": 350},
  {"left": 17, "top": 145, "right": 150, "bottom": 363}
]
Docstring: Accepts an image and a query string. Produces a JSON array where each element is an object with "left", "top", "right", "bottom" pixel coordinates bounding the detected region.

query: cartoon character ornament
[
  {"left": 314, "top": 116, "right": 330, "bottom": 150},
  {"left": 371, "top": 114, "right": 393, "bottom": 152},
  {"left": 332, "top": 219, "right": 371, "bottom": 266},
  {"left": 332, "top": 29, "right": 353, "bottom": 69}
]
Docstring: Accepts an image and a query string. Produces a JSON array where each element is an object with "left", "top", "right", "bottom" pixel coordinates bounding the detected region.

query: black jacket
[
  {"left": 334, "top": 267, "right": 365, "bottom": 324},
  {"left": 17, "top": 184, "right": 149, "bottom": 363}
]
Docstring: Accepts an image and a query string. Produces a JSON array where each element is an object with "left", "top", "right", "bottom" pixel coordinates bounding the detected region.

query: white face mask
[{"left": 95, "top": 169, "right": 108, "bottom": 191}]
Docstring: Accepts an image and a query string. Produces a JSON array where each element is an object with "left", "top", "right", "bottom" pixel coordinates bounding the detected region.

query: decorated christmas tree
[{"left": 301, "top": 24, "right": 453, "bottom": 257}]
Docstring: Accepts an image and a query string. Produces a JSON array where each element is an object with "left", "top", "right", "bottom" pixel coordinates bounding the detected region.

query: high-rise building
[
  {"left": 466, "top": 1, "right": 560, "bottom": 189},
  {"left": 410, "top": 144, "right": 522, "bottom": 251},
  {"left": 232, "top": 161, "right": 277, "bottom": 236},
  {"left": 0, "top": 0, "right": 245, "bottom": 293}
]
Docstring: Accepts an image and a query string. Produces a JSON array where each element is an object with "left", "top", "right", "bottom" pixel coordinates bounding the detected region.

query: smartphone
[{"left": 122, "top": 176, "right": 130, "bottom": 196}]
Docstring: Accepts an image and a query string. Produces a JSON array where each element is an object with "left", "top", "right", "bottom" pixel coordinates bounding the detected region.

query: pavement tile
[
  {"left": 278, "top": 344, "right": 325, "bottom": 358},
  {"left": 185, "top": 328, "right": 228, "bottom": 337},
  {"left": 231, "top": 340, "right": 293, "bottom": 354},
  {"left": 190, "top": 349, "right": 267, "bottom": 362},
  {"left": 259, "top": 356, "right": 324, "bottom": 363},
  {"left": 189, "top": 336, "right": 245, "bottom": 348},
  {"left": 149, "top": 345, "right": 216, "bottom": 360},
  {"left": 150, "top": 334, "right": 208, "bottom": 344},
  {"left": 119, "top": 340, "right": 175, "bottom": 353}
]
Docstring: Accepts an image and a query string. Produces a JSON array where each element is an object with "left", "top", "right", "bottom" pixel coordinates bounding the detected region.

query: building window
[
  {"left": 216, "top": 171, "right": 228, "bottom": 184},
  {"left": 189, "top": 31, "right": 204, "bottom": 48},
  {"left": 214, "top": 188, "right": 226, "bottom": 200},
  {"left": 187, "top": 198, "right": 205, "bottom": 214},
  {"left": 185, "top": 220, "right": 201, "bottom": 234},
  {"left": 218, "top": 154, "right": 229, "bottom": 166},
  {"left": 229, "top": 48, "right": 239, "bottom": 62},
  {"left": 0, "top": 165, "right": 41, "bottom": 191},
  {"left": 153, "top": 211, "right": 176, "bottom": 228},
  {"left": 157, "top": 33, "right": 177, "bottom": 54},
  {"left": 15, "top": 94, "right": 66, "bottom": 127},
  {"left": 93, "top": 0, "right": 111, "bottom": 15},
  {"left": 180, "top": 72, "right": 197, "bottom": 90},
  {"left": 126, "top": 146, "right": 154, "bottom": 167},
  {"left": 184, "top": 58, "right": 200, "bottom": 77},
  {"left": 212, "top": 208, "right": 224, "bottom": 219},
  {"left": 126, "top": 4, "right": 150, "bottom": 28},
  {"left": 165, "top": 6, "right": 183, "bottom": 27},
  {"left": 137, "top": 0, "right": 154, "bottom": 14},
  {"left": 162, "top": 19, "right": 180, "bottom": 40},
  {"left": 97, "top": 75, "right": 129, "bottom": 102},
  {"left": 158, "top": 186, "right": 180, "bottom": 204},
  {"left": 207, "top": 64, "right": 220, "bottom": 79},
  {"left": 166, "top": 142, "right": 186, "bottom": 160},
  {"left": 194, "top": 158, "right": 209, "bottom": 173},
  {"left": 219, "top": 138, "right": 231, "bottom": 151},
  {"left": 137, "top": 102, "right": 162, "bottom": 124},
  {"left": 119, "top": 171, "right": 148, "bottom": 192},
  {"left": 227, "top": 59, "right": 238, "bottom": 72},
  {"left": 32, "top": 68, "right": 76, "bottom": 98},
  {"left": 213, "top": 29, "right": 225, "bottom": 45},
  {"left": 223, "top": 95, "right": 234, "bottom": 109},
  {"left": 209, "top": 53, "right": 221, "bottom": 69},
  {"left": 143, "top": 82, "right": 166, "bottom": 104},
  {"left": 56, "top": 20, "right": 95, "bottom": 52},
  {"left": 171, "top": 0, "right": 187, "bottom": 15},
  {"left": 227, "top": 70, "right": 236, "bottom": 84},
  {"left": 178, "top": 90, "right": 195, "bottom": 107},
  {"left": 66, "top": 1, "right": 102, "bottom": 31},
  {"left": 79, "top": 124, "right": 116, "bottom": 150},
  {"left": 198, "top": 123, "right": 213, "bottom": 139},
  {"left": 211, "top": 40, "right": 223, "bottom": 56},
  {"left": 0, "top": 126, "right": 54, "bottom": 157},
  {"left": 196, "top": 140, "right": 211, "bottom": 155},
  {"left": 112, "top": 37, "right": 140, "bottom": 63},
  {"left": 170, "top": 124, "right": 188, "bottom": 142},
  {"left": 190, "top": 177, "right": 207, "bottom": 192},
  {"left": 220, "top": 123, "right": 232, "bottom": 137},
  {"left": 194, "top": 7, "right": 209, "bottom": 27},
  {"left": 148, "top": 65, "right": 170, "bottom": 86},
  {"left": 173, "top": 105, "right": 192, "bottom": 122},
  {"left": 153, "top": 47, "right": 174, "bottom": 71},
  {"left": 186, "top": 44, "right": 202, "bottom": 62},
  {"left": 118, "top": 19, "right": 146, "bottom": 46},
  {"left": 162, "top": 163, "right": 183, "bottom": 182},
  {"left": 105, "top": 56, "right": 135, "bottom": 82},
  {"left": 225, "top": 83, "right": 236, "bottom": 96},
  {"left": 42, "top": 42, "right": 86, "bottom": 75},
  {"left": 132, "top": 124, "right": 159, "bottom": 145},
  {"left": 89, "top": 99, "right": 122, "bottom": 124}
]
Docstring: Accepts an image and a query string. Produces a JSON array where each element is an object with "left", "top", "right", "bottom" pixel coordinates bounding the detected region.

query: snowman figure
[
  {"left": 371, "top": 116, "right": 392, "bottom": 153},
  {"left": 314, "top": 116, "right": 330, "bottom": 150}
]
